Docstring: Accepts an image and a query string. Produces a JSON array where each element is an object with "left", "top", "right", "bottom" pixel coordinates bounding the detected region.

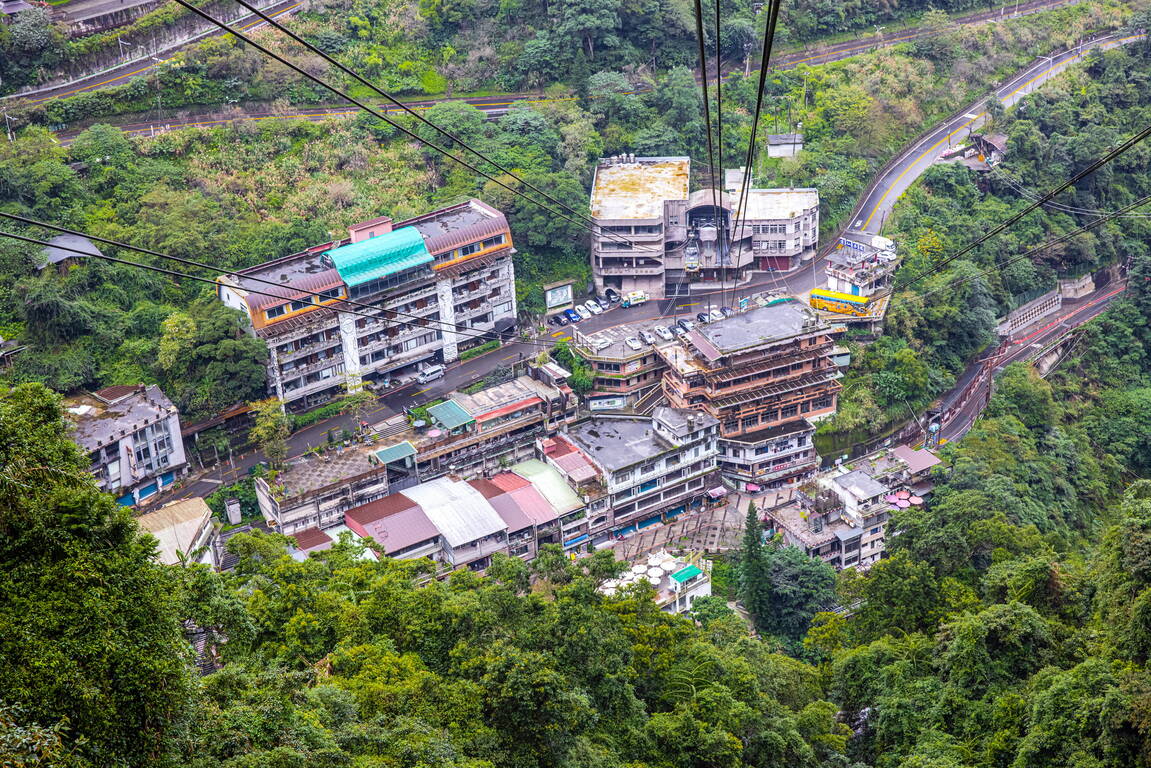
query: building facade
[
  {"left": 218, "top": 199, "right": 517, "bottom": 412},
  {"left": 254, "top": 371, "right": 576, "bottom": 535},
  {"left": 589, "top": 156, "right": 819, "bottom": 299},
  {"left": 824, "top": 232, "right": 898, "bottom": 297},
  {"left": 66, "top": 384, "right": 188, "bottom": 506},
  {"left": 562, "top": 407, "right": 720, "bottom": 548},
  {"left": 657, "top": 300, "right": 842, "bottom": 490}
]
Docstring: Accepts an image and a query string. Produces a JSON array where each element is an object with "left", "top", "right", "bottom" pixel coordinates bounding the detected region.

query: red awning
[{"left": 476, "top": 396, "right": 542, "bottom": 421}]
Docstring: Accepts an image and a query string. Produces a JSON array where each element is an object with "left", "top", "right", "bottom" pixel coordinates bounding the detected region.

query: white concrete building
[
  {"left": 66, "top": 384, "right": 187, "bottom": 506},
  {"left": 217, "top": 199, "right": 518, "bottom": 413}
]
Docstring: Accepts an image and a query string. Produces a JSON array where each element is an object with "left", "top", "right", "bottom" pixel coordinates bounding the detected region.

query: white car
[
  {"left": 639, "top": 330, "right": 656, "bottom": 345},
  {"left": 672, "top": 325, "right": 688, "bottom": 338},
  {"left": 654, "top": 325, "right": 674, "bottom": 341},
  {"left": 625, "top": 336, "right": 643, "bottom": 351},
  {"left": 709, "top": 309, "right": 724, "bottom": 323},
  {"left": 575, "top": 305, "right": 592, "bottom": 320},
  {"left": 585, "top": 299, "right": 604, "bottom": 315}
]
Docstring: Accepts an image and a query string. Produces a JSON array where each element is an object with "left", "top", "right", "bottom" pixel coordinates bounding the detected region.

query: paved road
[
  {"left": 19, "top": 0, "right": 1082, "bottom": 112},
  {"left": 853, "top": 32, "right": 1144, "bottom": 235},
  {"left": 6, "top": 0, "right": 303, "bottom": 104},
  {"left": 940, "top": 281, "right": 1126, "bottom": 441}
]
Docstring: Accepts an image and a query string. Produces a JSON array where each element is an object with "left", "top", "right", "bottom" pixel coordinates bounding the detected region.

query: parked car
[
  {"left": 672, "top": 325, "right": 688, "bottom": 338},
  {"left": 639, "top": 329, "right": 656, "bottom": 345},
  {"left": 654, "top": 325, "right": 674, "bottom": 341},
  {"left": 709, "top": 309, "right": 724, "bottom": 323},
  {"left": 625, "top": 336, "right": 643, "bottom": 351},
  {"left": 553, "top": 313, "right": 569, "bottom": 326},
  {"left": 575, "top": 305, "right": 592, "bottom": 320},
  {"left": 604, "top": 287, "right": 621, "bottom": 304},
  {"left": 677, "top": 318, "right": 695, "bottom": 333},
  {"left": 696, "top": 311, "right": 711, "bottom": 324},
  {"left": 564, "top": 308, "right": 582, "bottom": 323},
  {"left": 585, "top": 299, "right": 603, "bottom": 315},
  {"left": 720, "top": 306, "right": 735, "bottom": 318}
]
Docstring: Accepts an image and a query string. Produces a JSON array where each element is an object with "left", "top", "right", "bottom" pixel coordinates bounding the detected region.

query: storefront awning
[{"left": 707, "top": 486, "right": 727, "bottom": 499}]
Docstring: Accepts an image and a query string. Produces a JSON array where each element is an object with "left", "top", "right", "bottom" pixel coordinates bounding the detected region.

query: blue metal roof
[
  {"left": 325, "top": 227, "right": 432, "bottom": 287},
  {"left": 428, "top": 399, "right": 474, "bottom": 431}
]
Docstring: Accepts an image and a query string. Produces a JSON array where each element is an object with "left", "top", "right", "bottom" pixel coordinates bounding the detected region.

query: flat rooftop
[
  {"left": 737, "top": 188, "right": 818, "bottom": 221},
  {"left": 65, "top": 384, "right": 177, "bottom": 452},
  {"left": 565, "top": 416, "right": 674, "bottom": 472},
  {"left": 691, "top": 300, "right": 824, "bottom": 358},
  {"left": 576, "top": 317, "right": 681, "bottom": 361},
  {"left": 591, "top": 157, "right": 690, "bottom": 220}
]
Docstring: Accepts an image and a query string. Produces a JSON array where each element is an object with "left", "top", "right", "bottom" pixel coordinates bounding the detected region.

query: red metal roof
[
  {"left": 291, "top": 527, "right": 333, "bottom": 552},
  {"left": 344, "top": 493, "right": 439, "bottom": 554},
  {"left": 490, "top": 472, "right": 531, "bottom": 492},
  {"left": 476, "top": 396, "right": 542, "bottom": 421}
]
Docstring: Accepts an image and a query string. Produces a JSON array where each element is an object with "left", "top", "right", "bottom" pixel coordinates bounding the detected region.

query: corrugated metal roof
[
  {"left": 375, "top": 441, "right": 416, "bottom": 464},
  {"left": 344, "top": 493, "right": 440, "bottom": 555},
  {"left": 552, "top": 451, "right": 598, "bottom": 483},
  {"left": 325, "top": 226, "right": 433, "bottom": 287},
  {"left": 248, "top": 269, "right": 343, "bottom": 312},
  {"left": 511, "top": 459, "right": 583, "bottom": 515},
  {"left": 670, "top": 564, "right": 702, "bottom": 583},
  {"left": 469, "top": 478, "right": 533, "bottom": 532},
  {"left": 428, "top": 400, "right": 474, "bottom": 430},
  {"left": 402, "top": 477, "right": 507, "bottom": 548}
]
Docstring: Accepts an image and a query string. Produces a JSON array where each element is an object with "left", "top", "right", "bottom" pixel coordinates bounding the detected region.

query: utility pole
[
  {"left": 118, "top": 37, "right": 133, "bottom": 61},
  {"left": 2, "top": 111, "right": 13, "bottom": 143}
]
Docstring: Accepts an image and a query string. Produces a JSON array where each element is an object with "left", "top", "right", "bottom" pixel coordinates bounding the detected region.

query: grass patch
[{"left": 458, "top": 339, "right": 500, "bottom": 362}]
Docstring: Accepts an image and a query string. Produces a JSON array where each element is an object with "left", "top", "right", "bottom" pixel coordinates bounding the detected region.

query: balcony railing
[{"left": 598, "top": 263, "right": 664, "bottom": 276}]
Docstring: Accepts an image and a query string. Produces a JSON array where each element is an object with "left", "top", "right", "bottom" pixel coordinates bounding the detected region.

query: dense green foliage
[
  {"left": 826, "top": 35, "right": 1151, "bottom": 434},
  {"left": 0, "top": 384, "right": 196, "bottom": 767}
]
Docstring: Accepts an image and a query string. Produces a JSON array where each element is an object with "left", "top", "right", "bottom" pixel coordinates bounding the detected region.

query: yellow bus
[{"left": 809, "top": 288, "right": 871, "bottom": 317}]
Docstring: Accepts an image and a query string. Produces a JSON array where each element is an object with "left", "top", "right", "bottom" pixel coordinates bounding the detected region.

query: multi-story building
[
  {"left": 825, "top": 232, "right": 898, "bottom": 297},
  {"left": 590, "top": 155, "right": 690, "bottom": 300},
  {"left": 66, "top": 384, "right": 187, "bottom": 506},
  {"left": 254, "top": 372, "right": 576, "bottom": 535},
  {"left": 765, "top": 443, "right": 941, "bottom": 570},
  {"left": 562, "top": 407, "right": 719, "bottom": 546},
  {"left": 590, "top": 156, "right": 819, "bottom": 299},
  {"left": 657, "top": 300, "right": 842, "bottom": 490},
  {"left": 217, "top": 199, "right": 517, "bottom": 413}
]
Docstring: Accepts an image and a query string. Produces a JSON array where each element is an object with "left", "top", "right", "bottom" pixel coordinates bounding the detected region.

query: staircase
[
  {"left": 371, "top": 414, "right": 409, "bottom": 441},
  {"left": 632, "top": 385, "right": 666, "bottom": 415}
]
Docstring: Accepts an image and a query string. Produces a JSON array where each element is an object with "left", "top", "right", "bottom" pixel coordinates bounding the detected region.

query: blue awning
[
  {"left": 375, "top": 441, "right": 416, "bottom": 464},
  {"left": 638, "top": 515, "right": 662, "bottom": 530},
  {"left": 664, "top": 505, "right": 686, "bottom": 520},
  {"left": 564, "top": 534, "right": 590, "bottom": 548}
]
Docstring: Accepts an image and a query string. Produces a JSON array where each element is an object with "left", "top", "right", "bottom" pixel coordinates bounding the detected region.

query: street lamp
[{"left": 117, "top": 37, "right": 133, "bottom": 61}]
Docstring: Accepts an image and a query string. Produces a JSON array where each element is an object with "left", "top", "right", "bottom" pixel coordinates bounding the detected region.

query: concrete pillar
[
  {"left": 338, "top": 313, "right": 363, "bottom": 391},
  {"left": 437, "top": 280, "right": 460, "bottom": 363}
]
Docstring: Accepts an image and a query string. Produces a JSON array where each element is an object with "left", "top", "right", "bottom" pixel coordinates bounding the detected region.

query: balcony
[
  {"left": 282, "top": 354, "right": 345, "bottom": 379},
  {"left": 277, "top": 337, "right": 341, "bottom": 361}
]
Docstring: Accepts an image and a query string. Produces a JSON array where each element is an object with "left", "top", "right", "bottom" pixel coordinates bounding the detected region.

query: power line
[
  {"left": 693, "top": 0, "right": 721, "bottom": 309},
  {"left": 992, "top": 166, "right": 1151, "bottom": 217},
  {"left": 166, "top": 0, "right": 665, "bottom": 256},
  {"left": 0, "top": 218, "right": 563, "bottom": 349},
  {"left": 911, "top": 192, "right": 1151, "bottom": 303},
  {"left": 725, "top": 0, "right": 785, "bottom": 309},
  {"left": 894, "top": 120, "right": 1151, "bottom": 293},
  {"left": 223, "top": 0, "right": 653, "bottom": 255},
  {"left": 713, "top": 0, "right": 726, "bottom": 313}
]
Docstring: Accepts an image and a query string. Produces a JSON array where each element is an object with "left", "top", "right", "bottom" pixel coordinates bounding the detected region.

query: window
[
  {"left": 741, "top": 415, "right": 759, "bottom": 429},
  {"left": 780, "top": 405, "right": 798, "bottom": 418},
  {"left": 870, "top": 527, "right": 881, "bottom": 535},
  {"left": 316, "top": 287, "right": 341, "bottom": 302},
  {"left": 481, "top": 234, "right": 506, "bottom": 249},
  {"left": 265, "top": 304, "right": 287, "bottom": 320},
  {"left": 290, "top": 299, "right": 312, "bottom": 312},
  {"left": 811, "top": 396, "right": 833, "bottom": 410}
]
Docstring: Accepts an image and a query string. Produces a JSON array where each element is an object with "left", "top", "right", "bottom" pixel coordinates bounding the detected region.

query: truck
[{"left": 621, "top": 290, "right": 648, "bottom": 308}]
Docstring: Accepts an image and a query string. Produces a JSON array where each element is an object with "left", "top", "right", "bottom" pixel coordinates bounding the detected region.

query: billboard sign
[{"left": 544, "top": 282, "right": 574, "bottom": 310}]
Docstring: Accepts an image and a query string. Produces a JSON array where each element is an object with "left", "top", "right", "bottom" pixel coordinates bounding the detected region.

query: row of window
[
  {"left": 442, "top": 234, "right": 506, "bottom": 263},
  {"left": 276, "top": 327, "right": 340, "bottom": 356},
  {"left": 264, "top": 287, "right": 343, "bottom": 320}
]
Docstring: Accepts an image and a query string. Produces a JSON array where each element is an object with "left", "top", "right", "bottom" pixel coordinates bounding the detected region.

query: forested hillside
[
  {"left": 6, "top": 264, "right": 1151, "bottom": 765},
  {"left": 826, "top": 33, "right": 1151, "bottom": 434},
  {"left": 0, "top": 1, "right": 1128, "bottom": 420}
]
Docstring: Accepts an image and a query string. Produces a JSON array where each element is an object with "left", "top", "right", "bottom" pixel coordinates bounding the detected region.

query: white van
[{"left": 416, "top": 364, "right": 445, "bottom": 384}]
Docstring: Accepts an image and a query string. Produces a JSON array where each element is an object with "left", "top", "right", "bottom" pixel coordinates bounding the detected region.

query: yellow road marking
[
  {"left": 550, "top": 330, "right": 566, "bottom": 337},
  {"left": 501, "top": 353, "right": 517, "bottom": 360},
  {"left": 676, "top": 302, "right": 700, "bottom": 308},
  {"left": 859, "top": 36, "right": 1142, "bottom": 230},
  {"left": 411, "top": 388, "right": 429, "bottom": 397}
]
